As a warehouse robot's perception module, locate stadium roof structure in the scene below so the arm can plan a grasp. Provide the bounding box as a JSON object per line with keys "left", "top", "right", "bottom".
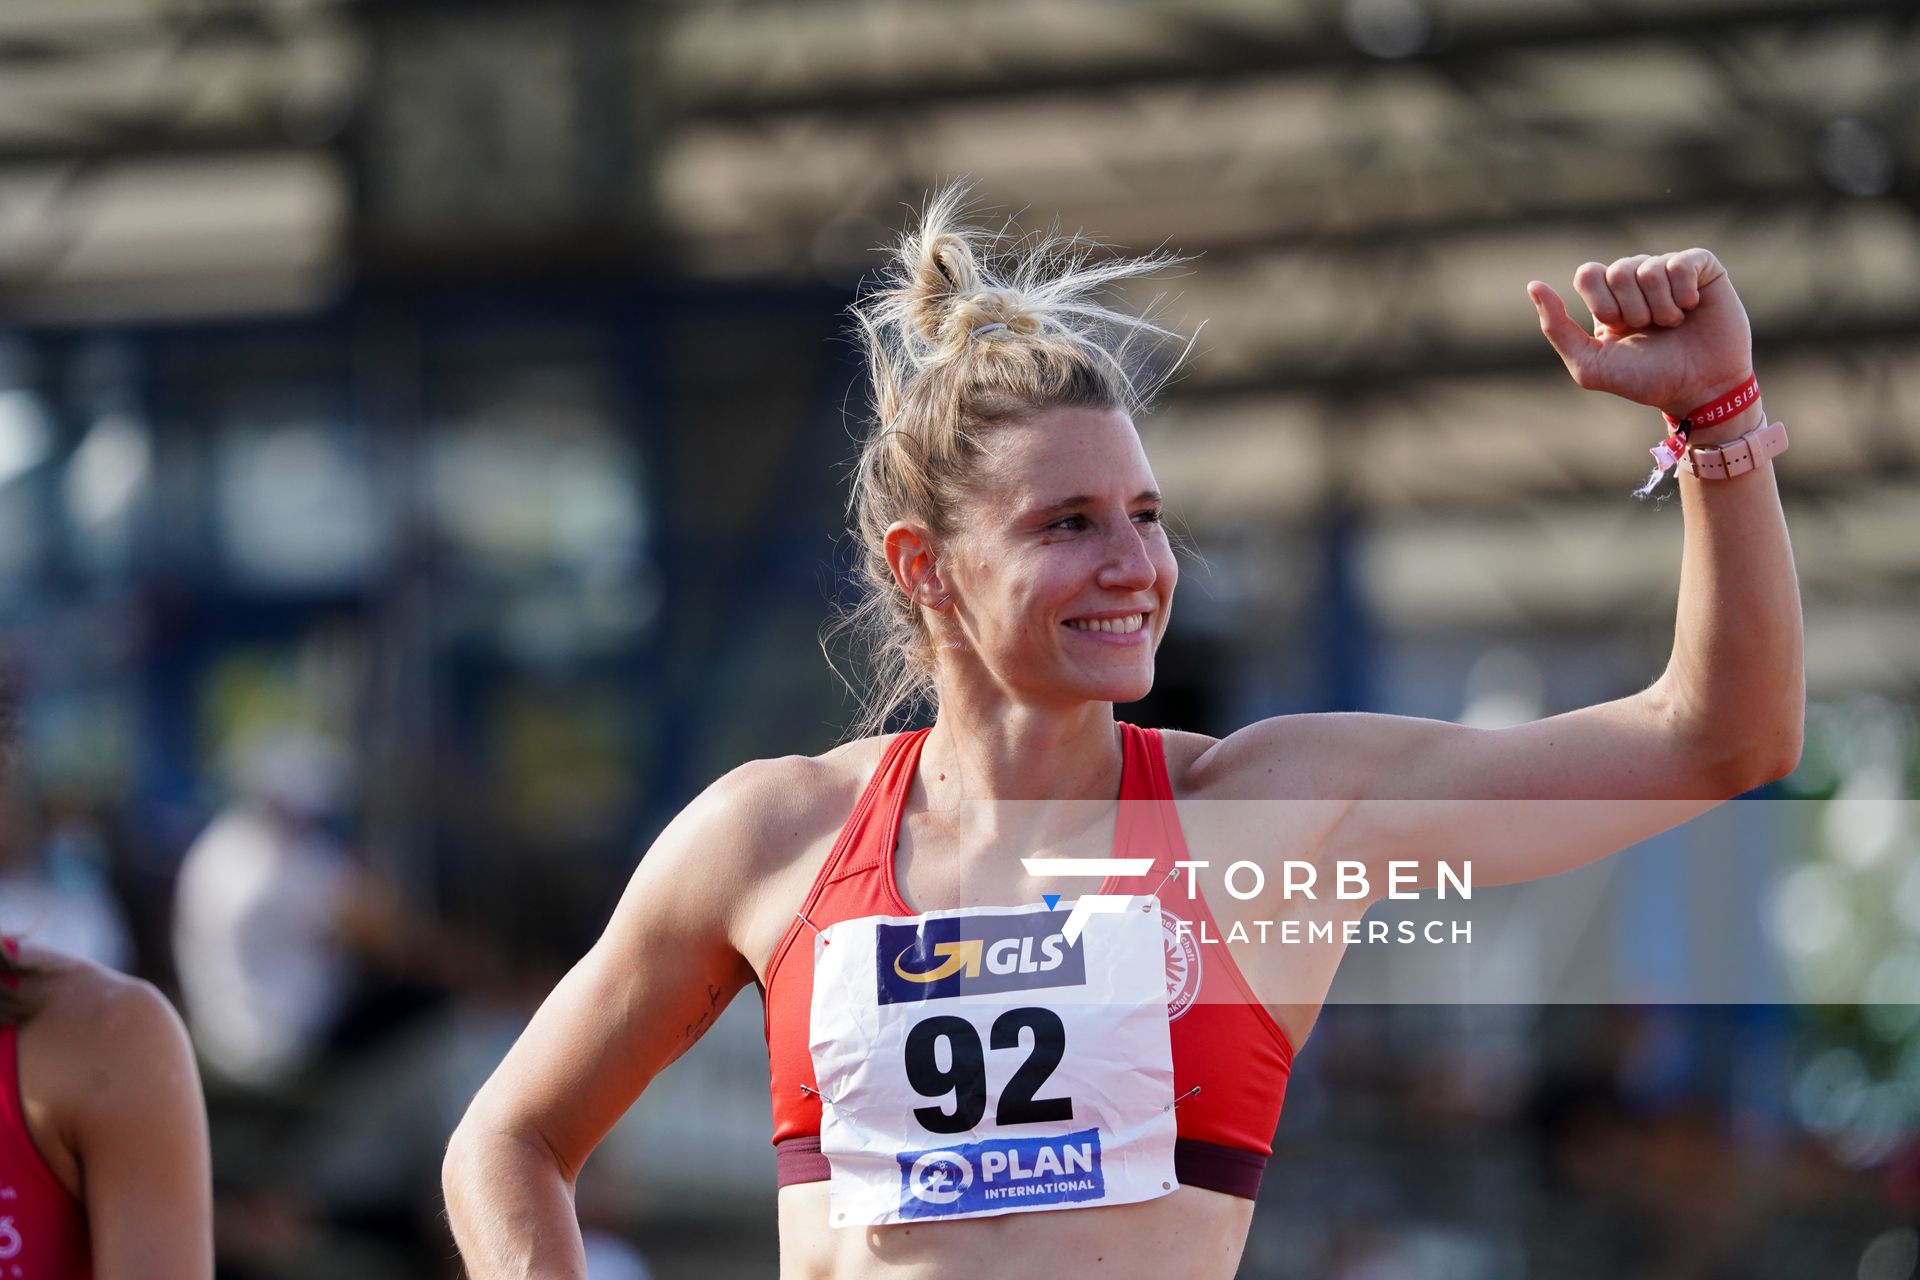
{"left": 1, "top": 0, "right": 1915, "bottom": 694}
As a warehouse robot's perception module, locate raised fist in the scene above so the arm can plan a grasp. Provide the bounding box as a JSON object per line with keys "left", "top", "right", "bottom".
{"left": 1529, "top": 249, "right": 1754, "bottom": 420}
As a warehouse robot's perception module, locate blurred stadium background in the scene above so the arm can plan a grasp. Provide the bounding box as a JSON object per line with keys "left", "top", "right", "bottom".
{"left": 1, "top": 0, "right": 1917, "bottom": 1276}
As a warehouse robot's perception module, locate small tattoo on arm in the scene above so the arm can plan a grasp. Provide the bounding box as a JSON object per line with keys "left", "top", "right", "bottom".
{"left": 666, "top": 983, "right": 728, "bottom": 1065}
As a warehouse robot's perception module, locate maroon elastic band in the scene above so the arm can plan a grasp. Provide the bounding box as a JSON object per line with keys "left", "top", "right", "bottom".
{"left": 775, "top": 1135, "right": 831, "bottom": 1186}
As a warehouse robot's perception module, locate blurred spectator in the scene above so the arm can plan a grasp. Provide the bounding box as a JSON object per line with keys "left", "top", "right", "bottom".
{"left": 172, "top": 729, "right": 358, "bottom": 1086}
{"left": 0, "top": 787, "right": 135, "bottom": 970}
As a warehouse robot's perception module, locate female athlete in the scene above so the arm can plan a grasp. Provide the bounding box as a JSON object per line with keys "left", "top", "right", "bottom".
{"left": 1, "top": 726, "right": 213, "bottom": 1280}
{"left": 444, "top": 190, "right": 1802, "bottom": 1279}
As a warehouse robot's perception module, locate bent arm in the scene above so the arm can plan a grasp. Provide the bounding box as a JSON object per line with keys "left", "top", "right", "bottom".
{"left": 1313, "top": 403, "right": 1801, "bottom": 805}
{"left": 444, "top": 761, "right": 780, "bottom": 1279}
{"left": 1524, "top": 247, "right": 1803, "bottom": 791}
{"left": 1198, "top": 249, "right": 1803, "bottom": 893}
{"left": 1331, "top": 386, "right": 1802, "bottom": 885}
{"left": 442, "top": 1065, "right": 599, "bottom": 1279}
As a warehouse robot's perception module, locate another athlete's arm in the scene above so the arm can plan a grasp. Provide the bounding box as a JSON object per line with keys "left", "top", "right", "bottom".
{"left": 1197, "top": 248, "right": 1801, "bottom": 891}
{"left": 443, "top": 759, "right": 790, "bottom": 1279}
{"left": 35, "top": 963, "right": 214, "bottom": 1280}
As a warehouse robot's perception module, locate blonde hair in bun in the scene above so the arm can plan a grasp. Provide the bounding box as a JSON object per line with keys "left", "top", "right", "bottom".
{"left": 826, "top": 183, "right": 1190, "bottom": 741}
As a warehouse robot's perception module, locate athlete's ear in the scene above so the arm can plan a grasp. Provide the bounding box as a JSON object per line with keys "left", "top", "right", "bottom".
{"left": 884, "top": 521, "right": 950, "bottom": 610}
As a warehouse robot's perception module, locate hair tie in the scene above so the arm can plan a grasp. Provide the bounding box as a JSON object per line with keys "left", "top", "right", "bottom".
{"left": 971, "top": 321, "right": 1008, "bottom": 337}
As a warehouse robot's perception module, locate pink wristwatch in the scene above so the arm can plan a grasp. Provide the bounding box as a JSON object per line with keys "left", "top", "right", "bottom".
{"left": 1677, "top": 419, "right": 1789, "bottom": 480}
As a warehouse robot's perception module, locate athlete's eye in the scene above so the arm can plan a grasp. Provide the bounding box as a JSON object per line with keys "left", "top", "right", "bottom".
{"left": 1047, "top": 510, "right": 1160, "bottom": 532}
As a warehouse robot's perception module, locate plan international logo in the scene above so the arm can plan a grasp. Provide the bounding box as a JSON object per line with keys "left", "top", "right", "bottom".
{"left": 876, "top": 911, "right": 1087, "bottom": 1005}
{"left": 895, "top": 1129, "right": 1106, "bottom": 1219}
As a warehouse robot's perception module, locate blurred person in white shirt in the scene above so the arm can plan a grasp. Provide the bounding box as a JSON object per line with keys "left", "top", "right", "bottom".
{"left": 171, "top": 730, "right": 356, "bottom": 1087}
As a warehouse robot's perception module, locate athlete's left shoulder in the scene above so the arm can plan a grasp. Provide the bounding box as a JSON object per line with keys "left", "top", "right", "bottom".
{"left": 1136, "top": 724, "right": 1218, "bottom": 795}
{"left": 1146, "top": 716, "right": 1368, "bottom": 802}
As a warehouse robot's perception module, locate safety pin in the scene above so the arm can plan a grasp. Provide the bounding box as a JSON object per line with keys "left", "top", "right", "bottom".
{"left": 795, "top": 911, "right": 829, "bottom": 944}
{"left": 799, "top": 1083, "right": 845, "bottom": 1105}
{"left": 1165, "top": 1085, "right": 1202, "bottom": 1112}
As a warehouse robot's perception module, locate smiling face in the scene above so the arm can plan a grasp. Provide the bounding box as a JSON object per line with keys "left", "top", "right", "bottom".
{"left": 908, "top": 404, "right": 1177, "bottom": 710}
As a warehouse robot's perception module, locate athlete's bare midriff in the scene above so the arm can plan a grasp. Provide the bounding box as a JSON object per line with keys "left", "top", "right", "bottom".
{"left": 776, "top": 1179, "right": 1252, "bottom": 1279}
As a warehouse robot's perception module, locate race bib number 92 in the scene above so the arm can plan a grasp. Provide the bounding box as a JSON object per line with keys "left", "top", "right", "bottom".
{"left": 810, "top": 900, "right": 1177, "bottom": 1227}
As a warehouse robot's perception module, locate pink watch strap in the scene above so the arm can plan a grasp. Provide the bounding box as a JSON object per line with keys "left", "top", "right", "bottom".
{"left": 1679, "top": 419, "right": 1788, "bottom": 480}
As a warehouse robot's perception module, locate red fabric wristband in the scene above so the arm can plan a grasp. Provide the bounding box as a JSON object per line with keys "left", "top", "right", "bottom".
{"left": 1662, "top": 373, "right": 1759, "bottom": 430}
{"left": 1641, "top": 372, "right": 1761, "bottom": 495}
{"left": 1636, "top": 372, "right": 1762, "bottom": 498}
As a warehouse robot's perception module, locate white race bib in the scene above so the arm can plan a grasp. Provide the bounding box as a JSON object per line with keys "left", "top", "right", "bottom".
{"left": 809, "top": 898, "right": 1177, "bottom": 1227}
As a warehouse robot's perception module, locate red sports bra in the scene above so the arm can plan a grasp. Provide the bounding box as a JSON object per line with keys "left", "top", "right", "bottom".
{"left": 761, "top": 722, "right": 1294, "bottom": 1200}
{"left": 1, "top": 939, "right": 94, "bottom": 1279}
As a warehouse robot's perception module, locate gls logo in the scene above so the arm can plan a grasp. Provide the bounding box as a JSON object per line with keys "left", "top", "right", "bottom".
{"left": 890, "top": 935, "right": 1070, "bottom": 984}
{"left": 877, "top": 911, "right": 1087, "bottom": 1005}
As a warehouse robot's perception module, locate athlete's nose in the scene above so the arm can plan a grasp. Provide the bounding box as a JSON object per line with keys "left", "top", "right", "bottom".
{"left": 1096, "top": 520, "right": 1157, "bottom": 592}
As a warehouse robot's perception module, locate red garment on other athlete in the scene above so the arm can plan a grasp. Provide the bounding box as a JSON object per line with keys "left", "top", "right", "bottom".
{"left": 1, "top": 939, "right": 93, "bottom": 1280}
{"left": 761, "top": 722, "right": 1293, "bottom": 1200}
